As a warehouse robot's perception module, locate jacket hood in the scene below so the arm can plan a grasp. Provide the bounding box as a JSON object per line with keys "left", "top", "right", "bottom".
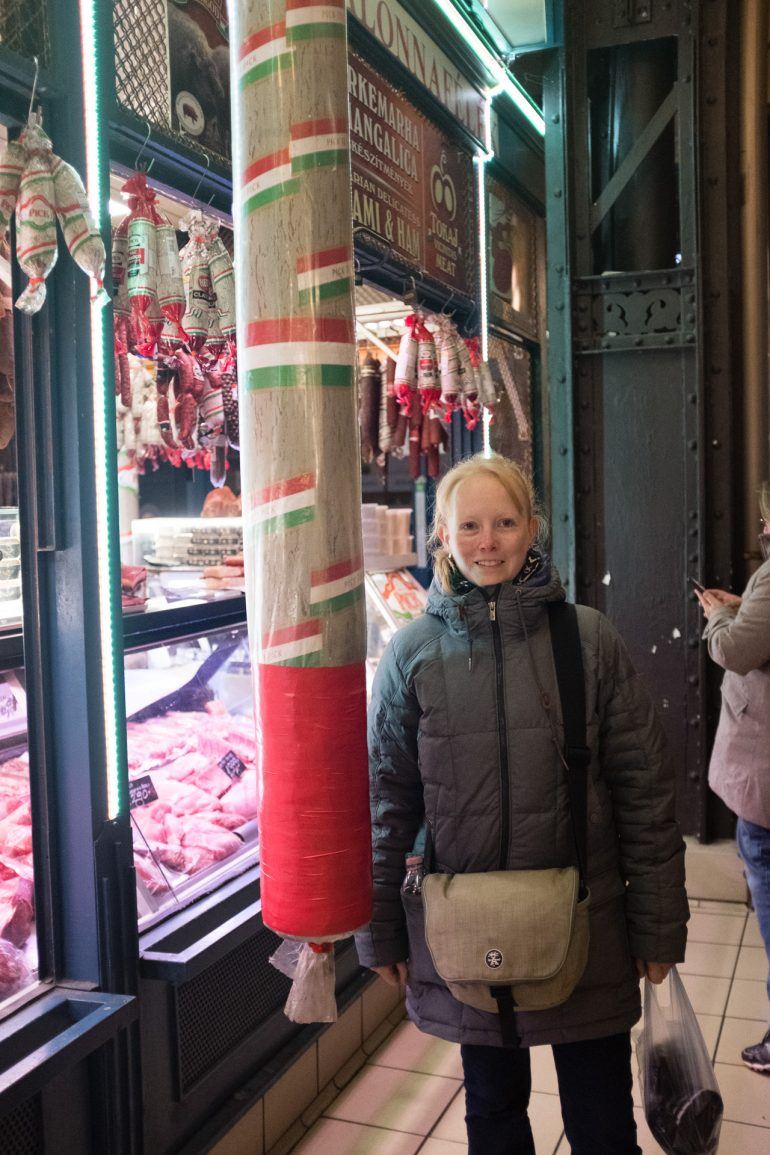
{"left": 426, "top": 551, "right": 567, "bottom": 640}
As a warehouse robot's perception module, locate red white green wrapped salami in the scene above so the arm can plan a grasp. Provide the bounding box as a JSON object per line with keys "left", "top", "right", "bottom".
{"left": 156, "top": 216, "right": 186, "bottom": 346}
{"left": 15, "top": 124, "right": 57, "bottom": 314}
{"left": 51, "top": 154, "right": 107, "bottom": 305}
{"left": 112, "top": 218, "right": 130, "bottom": 319}
{"left": 205, "top": 223, "right": 236, "bottom": 340}
{"left": 182, "top": 244, "right": 213, "bottom": 352}
{"left": 230, "top": 0, "right": 370, "bottom": 1022}
{"left": 0, "top": 140, "right": 25, "bottom": 236}
{"left": 394, "top": 312, "right": 418, "bottom": 416}
{"left": 416, "top": 317, "right": 439, "bottom": 413}
{"left": 123, "top": 174, "right": 160, "bottom": 341}
{"left": 436, "top": 315, "right": 460, "bottom": 413}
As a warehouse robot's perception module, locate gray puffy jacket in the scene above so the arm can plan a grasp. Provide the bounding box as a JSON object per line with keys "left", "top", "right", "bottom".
{"left": 355, "top": 565, "right": 688, "bottom": 1047}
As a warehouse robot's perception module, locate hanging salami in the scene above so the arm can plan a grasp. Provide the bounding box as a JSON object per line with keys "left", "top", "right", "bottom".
{"left": 51, "top": 153, "right": 108, "bottom": 305}
{"left": 0, "top": 140, "right": 26, "bottom": 237}
{"left": 123, "top": 174, "right": 160, "bottom": 343}
{"left": 156, "top": 215, "right": 186, "bottom": 349}
{"left": 358, "top": 351, "right": 381, "bottom": 463}
{"left": 14, "top": 123, "right": 57, "bottom": 314}
{"left": 415, "top": 317, "right": 439, "bottom": 414}
{"left": 393, "top": 312, "right": 419, "bottom": 416}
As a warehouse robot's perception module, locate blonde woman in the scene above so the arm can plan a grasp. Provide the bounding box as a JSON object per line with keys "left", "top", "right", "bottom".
{"left": 698, "top": 481, "right": 770, "bottom": 1072}
{"left": 355, "top": 452, "right": 688, "bottom": 1155}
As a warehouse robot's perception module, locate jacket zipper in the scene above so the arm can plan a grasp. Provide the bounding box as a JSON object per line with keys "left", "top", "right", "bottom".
{"left": 489, "top": 596, "right": 510, "bottom": 870}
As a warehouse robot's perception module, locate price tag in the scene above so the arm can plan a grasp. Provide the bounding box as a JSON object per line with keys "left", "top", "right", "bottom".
{"left": 129, "top": 775, "right": 159, "bottom": 810}
{"left": 218, "top": 750, "right": 246, "bottom": 781}
{"left": 0, "top": 683, "right": 19, "bottom": 721}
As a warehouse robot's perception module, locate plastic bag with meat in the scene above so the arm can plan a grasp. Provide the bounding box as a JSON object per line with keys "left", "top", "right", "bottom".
{"left": 637, "top": 969, "right": 723, "bottom": 1155}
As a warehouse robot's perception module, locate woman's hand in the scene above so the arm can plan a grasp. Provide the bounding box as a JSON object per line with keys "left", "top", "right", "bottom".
{"left": 371, "top": 962, "right": 408, "bottom": 990}
{"left": 696, "top": 588, "right": 741, "bottom": 619}
{"left": 635, "top": 960, "right": 673, "bottom": 984}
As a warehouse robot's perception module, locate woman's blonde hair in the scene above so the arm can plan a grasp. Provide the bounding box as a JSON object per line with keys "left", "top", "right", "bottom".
{"left": 428, "top": 452, "right": 548, "bottom": 592}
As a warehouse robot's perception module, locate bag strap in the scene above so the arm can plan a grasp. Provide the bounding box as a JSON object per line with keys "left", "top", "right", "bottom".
{"left": 547, "top": 601, "right": 589, "bottom": 888}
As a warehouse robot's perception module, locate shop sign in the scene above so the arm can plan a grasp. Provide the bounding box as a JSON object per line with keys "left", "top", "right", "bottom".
{"left": 347, "top": 0, "right": 487, "bottom": 146}
{"left": 349, "top": 53, "right": 475, "bottom": 295}
{"left": 167, "top": 0, "right": 231, "bottom": 159}
{"left": 488, "top": 175, "right": 538, "bottom": 336}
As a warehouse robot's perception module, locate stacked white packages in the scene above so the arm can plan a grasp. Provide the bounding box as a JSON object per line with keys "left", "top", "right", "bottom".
{"left": 361, "top": 504, "right": 415, "bottom": 567}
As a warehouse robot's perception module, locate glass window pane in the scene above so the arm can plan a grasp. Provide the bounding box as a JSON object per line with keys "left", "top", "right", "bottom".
{"left": 124, "top": 625, "right": 258, "bottom": 929}
{"left": 0, "top": 668, "right": 37, "bottom": 1005}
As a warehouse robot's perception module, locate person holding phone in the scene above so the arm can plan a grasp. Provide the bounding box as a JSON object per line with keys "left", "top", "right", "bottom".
{"left": 696, "top": 482, "right": 770, "bottom": 1072}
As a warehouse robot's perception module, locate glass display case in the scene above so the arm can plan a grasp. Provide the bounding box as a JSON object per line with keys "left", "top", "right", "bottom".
{"left": 0, "top": 668, "right": 36, "bottom": 1006}
{"left": 125, "top": 568, "right": 426, "bottom": 930}
{"left": 125, "top": 623, "right": 256, "bottom": 930}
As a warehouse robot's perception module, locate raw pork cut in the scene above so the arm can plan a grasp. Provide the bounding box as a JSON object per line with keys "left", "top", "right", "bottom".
{"left": 0, "top": 939, "right": 30, "bottom": 998}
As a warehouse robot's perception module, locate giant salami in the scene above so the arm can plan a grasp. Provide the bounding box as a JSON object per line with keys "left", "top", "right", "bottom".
{"left": 230, "top": 0, "right": 370, "bottom": 1022}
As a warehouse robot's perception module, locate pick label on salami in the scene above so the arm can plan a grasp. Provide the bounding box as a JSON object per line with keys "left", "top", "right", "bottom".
{"left": 129, "top": 775, "right": 159, "bottom": 809}
{"left": 218, "top": 750, "right": 246, "bottom": 781}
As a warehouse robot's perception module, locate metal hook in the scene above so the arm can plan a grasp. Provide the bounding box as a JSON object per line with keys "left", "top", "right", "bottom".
{"left": 191, "top": 151, "right": 212, "bottom": 203}
{"left": 27, "top": 56, "right": 40, "bottom": 124}
{"left": 441, "top": 289, "right": 456, "bottom": 317}
{"left": 133, "top": 121, "right": 156, "bottom": 174}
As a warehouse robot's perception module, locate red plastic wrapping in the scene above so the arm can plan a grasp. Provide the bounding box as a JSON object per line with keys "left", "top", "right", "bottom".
{"left": 258, "top": 662, "right": 371, "bottom": 938}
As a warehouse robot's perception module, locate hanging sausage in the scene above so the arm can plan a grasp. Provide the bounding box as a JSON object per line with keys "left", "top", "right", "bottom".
{"left": 14, "top": 123, "right": 57, "bottom": 314}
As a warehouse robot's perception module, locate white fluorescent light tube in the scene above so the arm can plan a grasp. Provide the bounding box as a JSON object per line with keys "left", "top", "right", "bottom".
{"left": 431, "top": 1, "right": 545, "bottom": 136}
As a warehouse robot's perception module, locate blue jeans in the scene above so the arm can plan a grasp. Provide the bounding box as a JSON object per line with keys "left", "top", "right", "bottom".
{"left": 461, "top": 1031, "right": 641, "bottom": 1155}
{"left": 736, "top": 817, "right": 770, "bottom": 1004}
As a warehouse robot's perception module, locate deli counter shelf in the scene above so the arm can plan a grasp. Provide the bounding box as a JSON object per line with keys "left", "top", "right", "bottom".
{"left": 122, "top": 591, "right": 246, "bottom": 647}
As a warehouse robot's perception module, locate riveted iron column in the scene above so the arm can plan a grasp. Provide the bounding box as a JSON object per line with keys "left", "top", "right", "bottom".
{"left": 559, "top": 0, "right": 742, "bottom": 837}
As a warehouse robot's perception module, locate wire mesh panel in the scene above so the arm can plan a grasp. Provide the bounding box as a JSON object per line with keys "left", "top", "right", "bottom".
{"left": 113, "top": 0, "right": 171, "bottom": 131}
{"left": 0, "top": 1095, "right": 43, "bottom": 1155}
{"left": 176, "top": 928, "right": 290, "bottom": 1095}
{"left": 0, "top": 0, "right": 50, "bottom": 65}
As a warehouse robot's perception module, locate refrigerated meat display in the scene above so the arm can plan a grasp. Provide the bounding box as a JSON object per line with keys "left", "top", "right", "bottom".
{"left": 125, "top": 624, "right": 257, "bottom": 928}
{"left": 125, "top": 570, "right": 426, "bottom": 929}
{"left": 0, "top": 668, "right": 36, "bottom": 1004}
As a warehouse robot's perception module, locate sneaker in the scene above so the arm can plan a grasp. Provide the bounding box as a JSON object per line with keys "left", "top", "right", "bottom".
{"left": 741, "top": 1029, "right": 770, "bottom": 1073}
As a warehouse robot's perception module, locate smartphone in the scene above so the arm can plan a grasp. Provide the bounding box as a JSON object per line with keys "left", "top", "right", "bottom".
{"left": 688, "top": 576, "right": 705, "bottom": 593}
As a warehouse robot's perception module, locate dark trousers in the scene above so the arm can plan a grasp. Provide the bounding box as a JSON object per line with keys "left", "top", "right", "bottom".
{"left": 461, "top": 1031, "right": 641, "bottom": 1155}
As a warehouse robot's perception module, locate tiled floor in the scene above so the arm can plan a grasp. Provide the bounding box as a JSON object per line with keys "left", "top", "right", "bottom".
{"left": 292, "top": 900, "right": 769, "bottom": 1153}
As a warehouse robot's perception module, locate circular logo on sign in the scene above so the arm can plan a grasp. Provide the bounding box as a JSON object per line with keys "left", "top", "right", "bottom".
{"left": 429, "top": 152, "right": 457, "bottom": 221}
{"left": 485, "top": 949, "right": 503, "bottom": 970}
{"left": 176, "top": 91, "right": 205, "bottom": 137}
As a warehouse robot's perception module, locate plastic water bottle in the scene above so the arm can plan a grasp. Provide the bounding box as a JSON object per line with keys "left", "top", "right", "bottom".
{"left": 401, "top": 854, "right": 425, "bottom": 896}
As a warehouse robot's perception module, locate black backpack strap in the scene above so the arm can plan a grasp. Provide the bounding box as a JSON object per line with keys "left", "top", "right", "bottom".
{"left": 547, "top": 602, "right": 589, "bottom": 889}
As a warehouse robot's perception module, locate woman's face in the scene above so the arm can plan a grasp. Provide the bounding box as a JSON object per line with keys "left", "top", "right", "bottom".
{"left": 439, "top": 474, "right": 537, "bottom": 587}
